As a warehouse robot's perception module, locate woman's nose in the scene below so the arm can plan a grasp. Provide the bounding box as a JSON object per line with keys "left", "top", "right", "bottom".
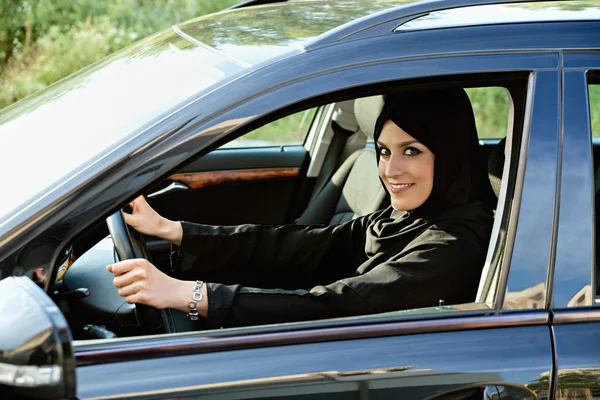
{"left": 386, "top": 154, "right": 406, "bottom": 177}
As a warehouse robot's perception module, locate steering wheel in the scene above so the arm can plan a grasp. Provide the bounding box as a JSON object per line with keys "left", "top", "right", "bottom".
{"left": 106, "top": 210, "right": 169, "bottom": 334}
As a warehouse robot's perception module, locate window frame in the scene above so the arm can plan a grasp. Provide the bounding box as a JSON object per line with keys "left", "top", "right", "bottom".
{"left": 63, "top": 53, "right": 558, "bottom": 354}
{"left": 551, "top": 54, "right": 600, "bottom": 315}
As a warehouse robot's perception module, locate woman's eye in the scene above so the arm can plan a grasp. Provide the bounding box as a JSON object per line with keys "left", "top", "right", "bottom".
{"left": 404, "top": 147, "right": 422, "bottom": 156}
{"left": 379, "top": 147, "right": 391, "bottom": 157}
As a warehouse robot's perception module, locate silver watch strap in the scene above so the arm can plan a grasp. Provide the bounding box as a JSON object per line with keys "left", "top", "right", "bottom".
{"left": 187, "top": 280, "right": 204, "bottom": 321}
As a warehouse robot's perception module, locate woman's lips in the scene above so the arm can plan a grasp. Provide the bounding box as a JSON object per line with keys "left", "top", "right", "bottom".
{"left": 389, "top": 183, "right": 414, "bottom": 193}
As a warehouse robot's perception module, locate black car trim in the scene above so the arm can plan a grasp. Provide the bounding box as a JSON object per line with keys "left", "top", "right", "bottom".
{"left": 550, "top": 67, "right": 596, "bottom": 308}
{"left": 545, "top": 52, "right": 565, "bottom": 310}
{"left": 75, "top": 311, "right": 548, "bottom": 366}
{"left": 226, "top": 0, "right": 286, "bottom": 10}
{"left": 552, "top": 308, "right": 600, "bottom": 324}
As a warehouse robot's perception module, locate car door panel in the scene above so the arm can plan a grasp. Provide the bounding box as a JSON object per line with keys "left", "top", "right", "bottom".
{"left": 550, "top": 54, "right": 600, "bottom": 400}
{"left": 71, "top": 53, "right": 558, "bottom": 398}
{"left": 75, "top": 321, "right": 552, "bottom": 399}
{"left": 150, "top": 145, "right": 309, "bottom": 226}
{"left": 180, "top": 146, "right": 308, "bottom": 173}
{"left": 146, "top": 146, "right": 310, "bottom": 264}
{"left": 552, "top": 321, "right": 600, "bottom": 399}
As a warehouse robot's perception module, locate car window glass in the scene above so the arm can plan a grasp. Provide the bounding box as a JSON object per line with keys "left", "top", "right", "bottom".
{"left": 465, "top": 87, "right": 509, "bottom": 139}
{"left": 220, "top": 108, "right": 317, "bottom": 149}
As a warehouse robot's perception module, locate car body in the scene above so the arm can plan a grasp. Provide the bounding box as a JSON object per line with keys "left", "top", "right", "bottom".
{"left": 1, "top": 0, "right": 599, "bottom": 398}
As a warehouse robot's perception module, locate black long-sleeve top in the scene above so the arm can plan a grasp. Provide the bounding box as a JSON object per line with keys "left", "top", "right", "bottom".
{"left": 171, "top": 203, "right": 492, "bottom": 329}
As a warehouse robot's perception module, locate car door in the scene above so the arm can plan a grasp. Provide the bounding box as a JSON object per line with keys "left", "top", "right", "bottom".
{"left": 71, "top": 50, "right": 559, "bottom": 399}
{"left": 550, "top": 53, "right": 600, "bottom": 399}
{"left": 143, "top": 109, "right": 320, "bottom": 266}
{"left": 147, "top": 108, "right": 318, "bottom": 228}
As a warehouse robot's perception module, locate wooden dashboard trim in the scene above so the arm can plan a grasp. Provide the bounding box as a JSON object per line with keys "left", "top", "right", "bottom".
{"left": 169, "top": 168, "right": 301, "bottom": 189}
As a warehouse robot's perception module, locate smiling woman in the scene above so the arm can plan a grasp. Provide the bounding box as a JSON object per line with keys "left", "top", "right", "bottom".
{"left": 376, "top": 121, "right": 435, "bottom": 211}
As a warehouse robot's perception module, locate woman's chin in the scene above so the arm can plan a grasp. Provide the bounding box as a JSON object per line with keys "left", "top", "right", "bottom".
{"left": 391, "top": 198, "right": 423, "bottom": 212}
{"left": 391, "top": 201, "right": 411, "bottom": 212}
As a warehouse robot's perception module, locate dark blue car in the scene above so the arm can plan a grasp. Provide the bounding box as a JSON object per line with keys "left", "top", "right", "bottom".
{"left": 1, "top": 0, "right": 599, "bottom": 398}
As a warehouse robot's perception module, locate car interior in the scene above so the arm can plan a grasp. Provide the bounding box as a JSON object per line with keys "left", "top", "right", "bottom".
{"left": 49, "top": 74, "right": 535, "bottom": 340}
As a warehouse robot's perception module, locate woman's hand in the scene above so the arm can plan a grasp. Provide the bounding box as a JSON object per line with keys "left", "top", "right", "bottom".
{"left": 107, "top": 259, "right": 207, "bottom": 316}
{"left": 124, "top": 196, "right": 183, "bottom": 246}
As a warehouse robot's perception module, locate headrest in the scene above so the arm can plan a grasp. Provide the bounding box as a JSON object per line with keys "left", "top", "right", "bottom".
{"left": 332, "top": 100, "right": 359, "bottom": 133}
{"left": 354, "top": 95, "right": 384, "bottom": 140}
{"left": 488, "top": 137, "right": 506, "bottom": 199}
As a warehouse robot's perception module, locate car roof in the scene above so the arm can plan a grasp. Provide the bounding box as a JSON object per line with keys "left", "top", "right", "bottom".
{"left": 175, "top": 0, "right": 417, "bottom": 66}
{"left": 177, "top": 0, "right": 599, "bottom": 61}
{"left": 396, "top": 2, "right": 600, "bottom": 32}
{"left": 306, "top": 0, "right": 600, "bottom": 49}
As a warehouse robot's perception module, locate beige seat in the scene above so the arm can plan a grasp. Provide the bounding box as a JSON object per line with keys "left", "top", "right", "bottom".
{"left": 297, "top": 96, "right": 389, "bottom": 225}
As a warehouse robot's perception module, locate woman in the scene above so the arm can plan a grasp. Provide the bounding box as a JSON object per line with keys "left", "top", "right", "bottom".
{"left": 108, "top": 88, "right": 494, "bottom": 329}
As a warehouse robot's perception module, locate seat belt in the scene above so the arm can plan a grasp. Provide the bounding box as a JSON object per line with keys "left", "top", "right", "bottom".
{"left": 309, "top": 120, "right": 355, "bottom": 201}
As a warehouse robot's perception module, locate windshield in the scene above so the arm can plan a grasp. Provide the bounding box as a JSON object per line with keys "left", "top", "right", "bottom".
{"left": 0, "top": 29, "right": 244, "bottom": 222}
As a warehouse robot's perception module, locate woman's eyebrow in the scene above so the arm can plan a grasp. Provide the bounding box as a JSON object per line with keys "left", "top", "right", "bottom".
{"left": 377, "top": 140, "right": 419, "bottom": 147}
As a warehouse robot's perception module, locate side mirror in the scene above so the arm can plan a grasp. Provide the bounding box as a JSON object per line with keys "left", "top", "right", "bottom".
{"left": 0, "top": 276, "right": 76, "bottom": 399}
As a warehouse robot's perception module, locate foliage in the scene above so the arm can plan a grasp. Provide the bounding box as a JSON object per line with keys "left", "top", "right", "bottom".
{"left": 590, "top": 85, "right": 600, "bottom": 136}
{"left": 0, "top": 0, "right": 236, "bottom": 108}
{"left": 466, "top": 87, "right": 509, "bottom": 139}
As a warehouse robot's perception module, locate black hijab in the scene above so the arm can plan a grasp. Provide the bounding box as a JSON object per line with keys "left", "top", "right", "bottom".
{"left": 373, "top": 88, "right": 493, "bottom": 218}
{"left": 363, "top": 88, "right": 494, "bottom": 255}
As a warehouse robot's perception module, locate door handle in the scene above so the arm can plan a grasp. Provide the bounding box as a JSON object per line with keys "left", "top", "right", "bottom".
{"left": 147, "top": 182, "right": 189, "bottom": 198}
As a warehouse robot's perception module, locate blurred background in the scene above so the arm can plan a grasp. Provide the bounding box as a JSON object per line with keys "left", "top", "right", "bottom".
{"left": 0, "top": 0, "right": 236, "bottom": 110}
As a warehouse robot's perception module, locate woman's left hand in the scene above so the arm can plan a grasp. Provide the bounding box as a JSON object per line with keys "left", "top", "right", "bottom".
{"left": 107, "top": 259, "right": 202, "bottom": 313}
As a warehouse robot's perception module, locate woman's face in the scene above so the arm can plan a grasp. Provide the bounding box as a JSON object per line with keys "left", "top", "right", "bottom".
{"left": 377, "top": 120, "right": 435, "bottom": 211}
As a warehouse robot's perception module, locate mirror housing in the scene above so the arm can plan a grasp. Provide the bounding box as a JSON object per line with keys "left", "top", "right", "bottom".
{"left": 0, "top": 276, "right": 76, "bottom": 399}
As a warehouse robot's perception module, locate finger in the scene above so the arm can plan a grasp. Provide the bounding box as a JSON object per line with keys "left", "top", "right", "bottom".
{"left": 122, "top": 211, "right": 136, "bottom": 226}
{"left": 125, "top": 294, "right": 139, "bottom": 304}
{"left": 118, "top": 281, "right": 143, "bottom": 297}
{"left": 113, "top": 266, "right": 148, "bottom": 288}
{"left": 109, "top": 259, "right": 144, "bottom": 277}
{"left": 129, "top": 196, "right": 147, "bottom": 212}
{"left": 129, "top": 195, "right": 143, "bottom": 207}
{"left": 125, "top": 292, "right": 148, "bottom": 306}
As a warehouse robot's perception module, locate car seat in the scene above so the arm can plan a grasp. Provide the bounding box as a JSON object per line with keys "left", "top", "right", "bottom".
{"left": 296, "top": 97, "right": 389, "bottom": 225}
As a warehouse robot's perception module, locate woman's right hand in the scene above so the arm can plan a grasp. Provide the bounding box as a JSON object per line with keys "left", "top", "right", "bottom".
{"left": 124, "top": 196, "right": 183, "bottom": 246}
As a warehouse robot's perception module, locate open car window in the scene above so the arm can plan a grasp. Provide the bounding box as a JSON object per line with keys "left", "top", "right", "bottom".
{"left": 56, "top": 72, "right": 537, "bottom": 343}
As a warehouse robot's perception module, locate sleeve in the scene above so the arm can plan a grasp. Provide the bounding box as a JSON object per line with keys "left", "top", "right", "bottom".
{"left": 171, "top": 212, "right": 379, "bottom": 283}
{"left": 202, "top": 223, "right": 488, "bottom": 329}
